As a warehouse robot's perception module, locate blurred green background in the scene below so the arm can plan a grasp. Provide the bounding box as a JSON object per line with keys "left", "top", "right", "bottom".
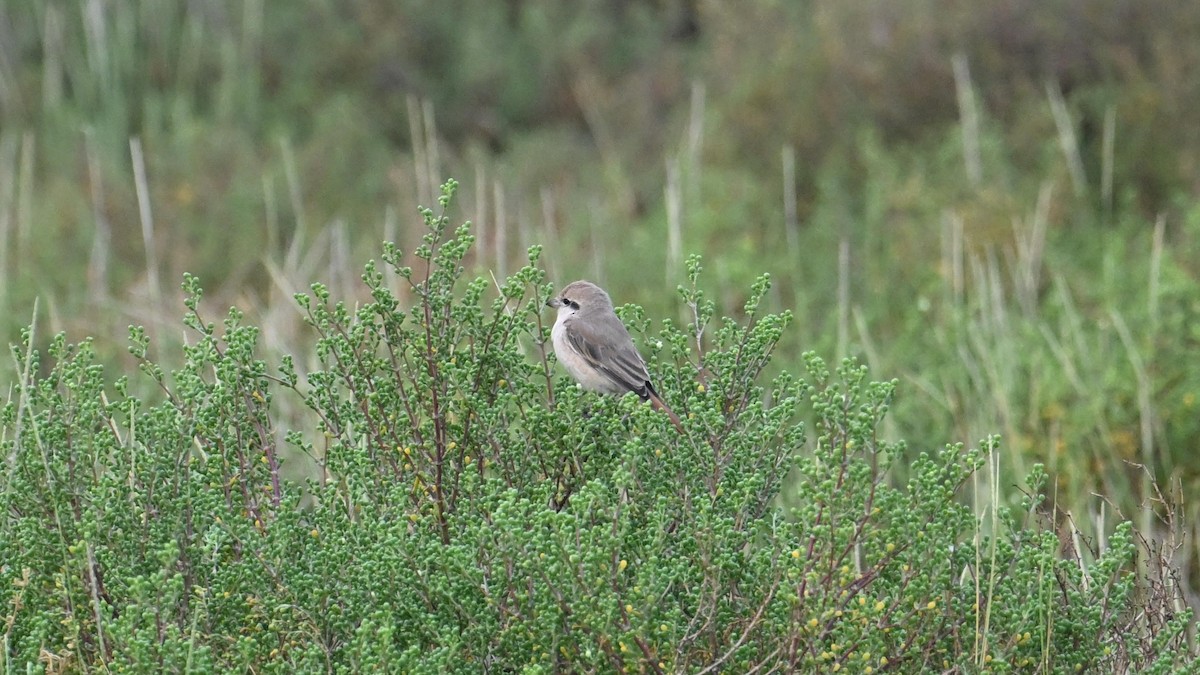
{"left": 2, "top": 0, "right": 1199, "bottom": 574}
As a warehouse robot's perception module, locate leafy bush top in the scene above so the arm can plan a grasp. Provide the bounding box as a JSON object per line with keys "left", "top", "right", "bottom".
{"left": 1, "top": 181, "right": 1193, "bottom": 673}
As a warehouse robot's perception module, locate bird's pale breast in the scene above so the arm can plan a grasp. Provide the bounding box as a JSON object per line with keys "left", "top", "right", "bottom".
{"left": 551, "top": 316, "right": 626, "bottom": 394}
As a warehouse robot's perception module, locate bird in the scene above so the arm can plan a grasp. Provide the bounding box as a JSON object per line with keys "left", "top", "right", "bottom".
{"left": 546, "top": 280, "right": 684, "bottom": 433}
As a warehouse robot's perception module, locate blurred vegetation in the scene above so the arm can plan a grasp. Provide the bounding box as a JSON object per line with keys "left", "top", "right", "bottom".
{"left": 2, "top": 0, "right": 1200, "bottom": 599}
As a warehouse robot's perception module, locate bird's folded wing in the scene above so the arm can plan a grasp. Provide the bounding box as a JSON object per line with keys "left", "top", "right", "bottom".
{"left": 564, "top": 323, "right": 653, "bottom": 398}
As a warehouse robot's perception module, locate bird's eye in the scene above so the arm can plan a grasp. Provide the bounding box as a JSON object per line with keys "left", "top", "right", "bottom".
{"left": 564, "top": 297, "right": 579, "bottom": 310}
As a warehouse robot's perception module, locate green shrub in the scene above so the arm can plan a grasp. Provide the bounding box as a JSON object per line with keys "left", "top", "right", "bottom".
{"left": 2, "top": 181, "right": 1194, "bottom": 672}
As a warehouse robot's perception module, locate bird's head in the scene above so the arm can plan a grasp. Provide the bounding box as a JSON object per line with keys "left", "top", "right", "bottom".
{"left": 546, "top": 280, "right": 612, "bottom": 316}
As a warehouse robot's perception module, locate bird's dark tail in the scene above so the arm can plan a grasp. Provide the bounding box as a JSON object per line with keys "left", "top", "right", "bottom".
{"left": 647, "top": 392, "right": 685, "bottom": 434}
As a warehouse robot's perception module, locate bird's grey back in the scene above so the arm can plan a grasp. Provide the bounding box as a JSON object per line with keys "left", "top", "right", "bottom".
{"left": 561, "top": 308, "right": 655, "bottom": 399}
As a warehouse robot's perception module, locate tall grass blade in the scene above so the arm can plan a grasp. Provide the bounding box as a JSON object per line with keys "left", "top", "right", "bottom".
{"left": 782, "top": 145, "right": 799, "bottom": 259}
{"left": 130, "top": 137, "right": 162, "bottom": 315}
{"left": 493, "top": 179, "right": 507, "bottom": 279}
{"left": 952, "top": 53, "right": 982, "bottom": 187}
{"left": 665, "top": 159, "right": 682, "bottom": 284}
{"left": 407, "top": 94, "right": 430, "bottom": 207}
{"left": 1102, "top": 105, "right": 1116, "bottom": 221}
{"left": 1046, "top": 80, "right": 1087, "bottom": 197}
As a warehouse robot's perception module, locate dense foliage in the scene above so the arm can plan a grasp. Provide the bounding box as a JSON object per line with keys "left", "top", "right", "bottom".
{"left": 2, "top": 184, "right": 1194, "bottom": 671}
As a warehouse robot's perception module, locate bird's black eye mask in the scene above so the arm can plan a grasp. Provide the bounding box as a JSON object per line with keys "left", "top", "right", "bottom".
{"left": 564, "top": 297, "right": 579, "bottom": 310}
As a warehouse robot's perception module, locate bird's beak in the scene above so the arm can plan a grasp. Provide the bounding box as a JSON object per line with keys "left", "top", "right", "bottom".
{"left": 546, "top": 297, "right": 561, "bottom": 308}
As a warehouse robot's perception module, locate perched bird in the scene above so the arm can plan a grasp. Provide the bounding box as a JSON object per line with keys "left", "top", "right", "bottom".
{"left": 546, "top": 280, "right": 683, "bottom": 432}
